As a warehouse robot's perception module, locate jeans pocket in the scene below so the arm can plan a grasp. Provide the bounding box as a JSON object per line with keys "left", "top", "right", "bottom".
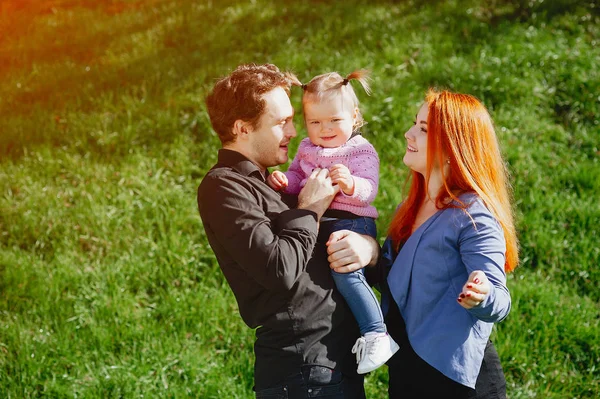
{"left": 255, "top": 385, "right": 288, "bottom": 399}
{"left": 307, "top": 380, "right": 344, "bottom": 398}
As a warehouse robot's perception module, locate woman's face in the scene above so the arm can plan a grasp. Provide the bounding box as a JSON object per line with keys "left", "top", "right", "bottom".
{"left": 403, "top": 103, "right": 429, "bottom": 175}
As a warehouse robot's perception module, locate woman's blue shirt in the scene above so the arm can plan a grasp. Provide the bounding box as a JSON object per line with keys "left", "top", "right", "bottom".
{"left": 381, "top": 194, "right": 511, "bottom": 388}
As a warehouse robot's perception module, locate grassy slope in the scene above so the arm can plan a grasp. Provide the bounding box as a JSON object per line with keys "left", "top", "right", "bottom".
{"left": 0, "top": 0, "right": 599, "bottom": 397}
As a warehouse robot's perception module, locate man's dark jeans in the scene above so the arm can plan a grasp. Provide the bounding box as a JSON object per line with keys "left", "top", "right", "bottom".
{"left": 254, "top": 365, "right": 365, "bottom": 399}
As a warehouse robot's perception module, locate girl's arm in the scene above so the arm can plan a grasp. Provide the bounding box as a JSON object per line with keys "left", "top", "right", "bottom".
{"left": 283, "top": 140, "right": 310, "bottom": 195}
{"left": 335, "top": 143, "right": 379, "bottom": 206}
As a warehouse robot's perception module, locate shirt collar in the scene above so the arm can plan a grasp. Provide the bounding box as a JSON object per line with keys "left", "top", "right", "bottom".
{"left": 217, "top": 148, "right": 267, "bottom": 181}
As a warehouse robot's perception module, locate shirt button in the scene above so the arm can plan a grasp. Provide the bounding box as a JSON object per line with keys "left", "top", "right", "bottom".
{"left": 308, "top": 388, "right": 313, "bottom": 393}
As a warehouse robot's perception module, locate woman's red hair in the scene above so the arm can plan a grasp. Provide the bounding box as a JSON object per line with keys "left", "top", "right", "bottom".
{"left": 388, "top": 89, "right": 519, "bottom": 272}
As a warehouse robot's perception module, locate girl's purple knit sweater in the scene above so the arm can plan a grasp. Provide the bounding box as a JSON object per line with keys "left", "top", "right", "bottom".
{"left": 283, "top": 135, "right": 379, "bottom": 218}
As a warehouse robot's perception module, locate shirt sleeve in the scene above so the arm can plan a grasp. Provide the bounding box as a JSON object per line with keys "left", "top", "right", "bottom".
{"left": 368, "top": 237, "right": 395, "bottom": 287}
{"left": 458, "top": 206, "right": 511, "bottom": 323}
{"left": 337, "top": 144, "right": 379, "bottom": 206}
{"left": 199, "top": 173, "right": 318, "bottom": 292}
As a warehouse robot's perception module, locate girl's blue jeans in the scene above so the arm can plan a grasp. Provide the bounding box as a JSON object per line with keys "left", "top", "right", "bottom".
{"left": 318, "top": 216, "right": 386, "bottom": 335}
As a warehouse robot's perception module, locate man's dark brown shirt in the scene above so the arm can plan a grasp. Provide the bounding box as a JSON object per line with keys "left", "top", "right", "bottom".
{"left": 197, "top": 149, "right": 359, "bottom": 388}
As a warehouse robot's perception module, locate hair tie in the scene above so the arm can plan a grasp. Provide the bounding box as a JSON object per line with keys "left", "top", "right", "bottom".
{"left": 301, "top": 84, "right": 307, "bottom": 90}
{"left": 342, "top": 78, "right": 349, "bottom": 86}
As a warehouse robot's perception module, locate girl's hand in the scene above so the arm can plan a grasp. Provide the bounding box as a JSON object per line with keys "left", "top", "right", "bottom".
{"left": 267, "top": 170, "right": 288, "bottom": 191}
{"left": 329, "top": 164, "right": 354, "bottom": 195}
{"left": 457, "top": 271, "right": 490, "bottom": 309}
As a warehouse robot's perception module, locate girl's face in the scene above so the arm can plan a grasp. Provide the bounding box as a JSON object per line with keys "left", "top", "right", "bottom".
{"left": 403, "top": 103, "right": 429, "bottom": 175}
{"left": 303, "top": 96, "right": 357, "bottom": 148}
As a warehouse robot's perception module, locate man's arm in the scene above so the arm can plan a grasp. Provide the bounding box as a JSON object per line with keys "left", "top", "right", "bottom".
{"left": 199, "top": 169, "right": 338, "bottom": 292}
{"left": 297, "top": 168, "right": 340, "bottom": 219}
{"left": 199, "top": 174, "right": 319, "bottom": 292}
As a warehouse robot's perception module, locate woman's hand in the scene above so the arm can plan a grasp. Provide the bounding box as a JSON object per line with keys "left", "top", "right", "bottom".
{"left": 457, "top": 271, "right": 490, "bottom": 309}
{"left": 326, "top": 230, "right": 379, "bottom": 273}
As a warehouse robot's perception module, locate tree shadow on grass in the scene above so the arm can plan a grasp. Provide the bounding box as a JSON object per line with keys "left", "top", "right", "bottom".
{"left": 1, "top": 0, "right": 598, "bottom": 162}
{"left": 0, "top": 0, "right": 411, "bottom": 161}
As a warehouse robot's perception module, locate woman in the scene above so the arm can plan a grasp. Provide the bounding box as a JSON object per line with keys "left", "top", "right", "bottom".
{"left": 379, "top": 89, "right": 518, "bottom": 398}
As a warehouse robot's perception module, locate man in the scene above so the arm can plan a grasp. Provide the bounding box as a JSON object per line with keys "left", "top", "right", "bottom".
{"left": 198, "top": 64, "right": 379, "bottom": 398}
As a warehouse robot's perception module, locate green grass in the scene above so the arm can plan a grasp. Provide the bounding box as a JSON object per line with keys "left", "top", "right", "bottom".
{"left": 1, "top": 0, "right": 599, "bottom": 397}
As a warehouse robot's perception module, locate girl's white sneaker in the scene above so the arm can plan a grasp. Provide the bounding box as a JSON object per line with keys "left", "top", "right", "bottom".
{"left": 351, "top": 332, "right": 400, "bottom": 374}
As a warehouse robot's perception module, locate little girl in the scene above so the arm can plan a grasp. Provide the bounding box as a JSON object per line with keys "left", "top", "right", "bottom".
{"left": 267, "top": 70, "right": 399, "bottom": 374}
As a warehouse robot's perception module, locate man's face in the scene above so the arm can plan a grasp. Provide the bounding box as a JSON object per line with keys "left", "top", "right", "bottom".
{"left": 248, "top": 87, "right": 297, "bottom": 172}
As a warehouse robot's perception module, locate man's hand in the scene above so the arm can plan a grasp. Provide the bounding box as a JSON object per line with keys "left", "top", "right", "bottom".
{"left": 267, "top": 170, "right": 288, "bottom": 191}
{"left": 329, "top": 164, "right": 354, "bottom": 196}
{"left": 457, "top": 271, "right": 490, "bottom": 309}
{"left": 326, "top": 230, "right": 380, "bottom": 273}
{"left": 297, "top": 168, "right": 339, "bottom": 219}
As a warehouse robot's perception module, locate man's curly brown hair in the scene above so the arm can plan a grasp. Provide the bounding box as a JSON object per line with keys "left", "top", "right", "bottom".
{"left": 206, "top": 64, "right": 301, "bottom": 144}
